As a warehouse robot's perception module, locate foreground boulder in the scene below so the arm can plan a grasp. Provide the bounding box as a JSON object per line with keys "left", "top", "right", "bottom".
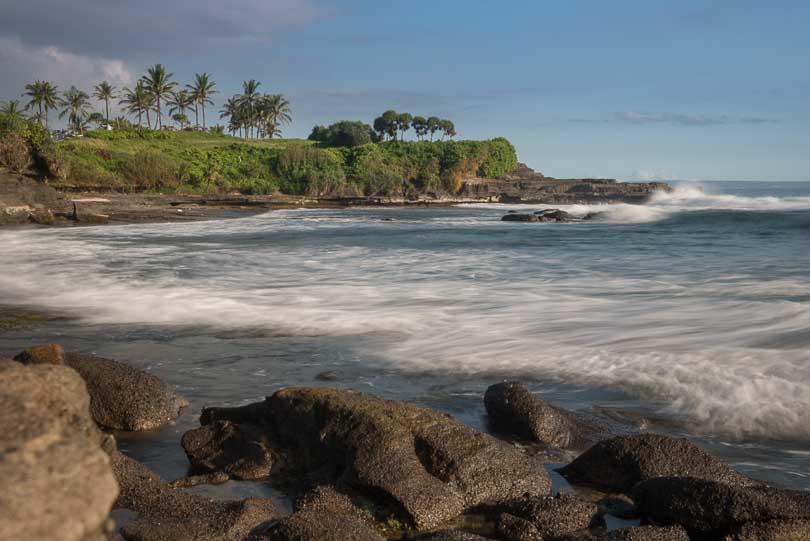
{"left": 14, "top": 345, "right": 187, "bottom": 431}
{"left": 496, "top": 493, "right": 601, "bottom": 538}
{"left": 723, "top": 519, "right": 810, "bottom": 540}
{"left": 191, "top": 387, "right": 551, "bottom": 530}
{"left": 632, "top": 477, "right": 810, "bottom": 531}
{"left": 568, "top": 525, "right": 690, "bottom": 541}
{"left": 0, "top": 359, "right": 118, "bottom": 541}
{"left": 181, "top": 420, "right": 274, "bottom": 480}
{"left": 255, "top": 486, "right": 384, "bottom": 541}
{"left": 111, "top": 450, "right": 277, "bottom": 540}
{"left": 558, "top": 434, "right": 753, "bottom": 493}
{"left": 484, "top": 382, "right": 619, "bottom": 449}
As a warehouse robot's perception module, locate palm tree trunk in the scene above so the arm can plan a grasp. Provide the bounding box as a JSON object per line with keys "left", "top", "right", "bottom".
{"left": 194, "top": 103, "right": 199, "bottom": 128}
{"left": 202, "top": 105, "right": 206, "bottom": 129}
{"left": 156, "top": 98, "right": 161, "bottom": 129}
{"left": 146, "top": 109, "right": 151, "bottom": 129}
{"left": 105, "top": 99, "right": 110, "bottom": 123}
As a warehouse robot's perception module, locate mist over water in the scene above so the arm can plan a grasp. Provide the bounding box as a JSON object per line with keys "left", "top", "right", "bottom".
{"left": 1, "top": 181, "right": 809, "bottom": 486}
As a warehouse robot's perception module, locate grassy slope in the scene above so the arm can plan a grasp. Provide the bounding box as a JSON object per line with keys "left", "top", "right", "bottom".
{"left": 53, "top": 130, "right": 518, "bottom": 197}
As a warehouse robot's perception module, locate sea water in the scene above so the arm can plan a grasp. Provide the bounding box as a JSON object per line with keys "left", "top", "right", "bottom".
{"left": 1, "top": 181, "right": 808, "bottom": 492}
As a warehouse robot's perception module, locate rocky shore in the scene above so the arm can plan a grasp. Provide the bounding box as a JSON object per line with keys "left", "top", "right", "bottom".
{"left": 0, "top": 166, "right": 670, "bottom": 228}
{"left": 2, "top": 345, "right": 808, "bottom": 540}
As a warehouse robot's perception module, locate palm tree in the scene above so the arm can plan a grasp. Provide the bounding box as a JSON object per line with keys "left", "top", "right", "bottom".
{"left": 119, "top": 82, "right": 151, "bottom": 127}
{"left": 238, "top": 79, "right": 262, "bottom": 138}
{"left": 59, "top": 86, "right": 93, "bottom": 135}
{"left": 23, "top": 80, "right": 60, "bottom": 129}
{"left": 187, "top": 72, "right": 217, "bottom": 129}
{"left": 0, "top": 100, "right": 25, "bottom": 119}
{"left": 93, "top": 81, "right": 117, "bottom": 125}
{"left": 258, "top": 94, "right": 292, "bottom": 139}
{"left": 167, "top": 90, "right": 193, "bottom": 129}
{"left": 219, "top": 96, "right": 243, "bottom": 137}
{"left": 140, "top": 64, "right": 176, "bottom": 129}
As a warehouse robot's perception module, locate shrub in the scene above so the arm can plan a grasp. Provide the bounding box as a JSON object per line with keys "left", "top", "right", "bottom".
{"left": 118, "top": 151, "right": 180, "bottom": 191}
{"left": 479, "top": 137, "right": 518, "bottom": 178}
{"left": 38, "top": 143, "right": 70, "bottom": 180}
{"left": 311, "top": 121, "right": 376, "bottom": 147}
{"left": 274, "top": 145, "right": 346, "bottom": 196}
{"left": 0, "top": 132, "right": 32, "bottom": 172}
{"left": 64, "top": 161, "right": 124, "bottom": 191}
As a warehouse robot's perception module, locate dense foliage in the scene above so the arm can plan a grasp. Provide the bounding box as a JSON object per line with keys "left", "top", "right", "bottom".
{"left": 308, "top": 121, "right": 377, "bottom": 147}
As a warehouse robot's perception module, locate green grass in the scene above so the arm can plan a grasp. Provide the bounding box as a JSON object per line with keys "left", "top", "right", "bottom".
{"left": 51, "top": 130, "right": 517, "bottom": 197}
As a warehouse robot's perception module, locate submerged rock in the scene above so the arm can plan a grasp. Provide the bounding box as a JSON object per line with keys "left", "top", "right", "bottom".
{"left": 13, "top": 343, "right": 66, "bottom": 365}
{"left": 188, "top": 387, "right": 551, "bottom": 530}
{"left": 256, "top": 486, "right": 384, "bottom": 541}
{"left": 502, "top": 213, "right": 539, "bottom": 222}
{"left": 534, "top": 208, "right": 575, "bottom": 222}
{"left": 0, "top": 359, "right": 118, "bottom": 541}
{"left": 632, "top": 477, "right": 810, "bottom": 531}
{"left": 484, "top": 381, "right": 616, "bottom": 449}
{"left": 181, "top": 420, "right": 274, "bottom": 480}
{"left": 65, "top": 352, "right": 187, "bottom": 431}
{"left": 558, "top": 434, "right": 753, "bottom": 493}
{"left": 111, "top": 450, "right": 277, "bottom": 541}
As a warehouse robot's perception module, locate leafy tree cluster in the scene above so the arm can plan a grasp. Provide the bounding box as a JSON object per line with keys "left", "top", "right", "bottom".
{"left": 372, "top": 110, "right": 456, "bottom": 142}
{"left": 218, "top": 80, "right": 291, "bottom": 139}
{"left": 307, "top": 121, "right": 378, "bottom": 147}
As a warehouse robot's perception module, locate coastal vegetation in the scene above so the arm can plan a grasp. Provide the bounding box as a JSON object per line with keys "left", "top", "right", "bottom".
{"left": 0, "top": 67, "right": 517, "bottom": 198}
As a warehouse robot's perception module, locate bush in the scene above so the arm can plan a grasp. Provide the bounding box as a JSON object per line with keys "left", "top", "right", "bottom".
{"left": 479, "top": 137, "right": 518, "bottom": 178}
{"left": 310, "top": 121, "right": 375, "bottom": 147}
{"left": 0, "top": 132, "right": 32, "bottom": 172}
{"left": 118, "top": 151, "right": 180, "bottom": 191}
{"left": 274, "top": 145, "right": 346, "bottom": 196}
{"left": 64, "top": 161, "right": 124, "bottom": 191}
{"left": 38, "top": 143, "right": 70, "bottom": 180}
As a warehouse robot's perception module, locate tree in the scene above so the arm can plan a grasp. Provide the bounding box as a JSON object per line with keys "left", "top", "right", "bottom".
{"left": 24, "top": 80, "right": 60, "bottom": 129}
{"left": 119, "top": 83, "right": 151, "bottom": 127}
{"left": 88, "top": 111, "right": 106, "bottom": 128}
{"left": 258, "top": 94, "right": 291, "bottom": 139}
{"left": 426, "top": 116, "right": 441, "bottom": 142}
{"left": 440, "top": 119, "right": 456, "bottom": 140}
{"left": 167, "top": 90, "right": 193, "bottom": 129}
{"left": 93, "top": 81, "right": 116, "bottom": 125}
{"left": 308, "top": 125, "right": 329, "bottom": 142}
{"left": 396, "top": 112, "right": 412, "bottom": 141}
{"left": 59, "top": 86, "right": 93, "bottom": 135}
{"left": 373, "top": 110, "right": 399, "bottom": 141}
{"left": 187, "top": 72, "right": 217, "bottom": 129}
{"left": 311, "top": 121, "right": 374, "bottom": 147}
{"left": 220, "top": 96, "right": 244, "bottom": 137}
{"left": 140, "top": 64, "right": 176, "bottom": 129}
{"left": 238, "top": 79, "right": 262, "bottom": 138}
{"left": 0, "top": 100, "right": 25, "bottom": 119}
{"left": 411, "top": 116, "right": 427, "bottom": 140}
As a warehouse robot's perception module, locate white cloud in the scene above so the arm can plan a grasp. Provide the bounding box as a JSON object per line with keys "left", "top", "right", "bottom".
{"left": 0, "top": 36, "right": 133, "bottom": 100}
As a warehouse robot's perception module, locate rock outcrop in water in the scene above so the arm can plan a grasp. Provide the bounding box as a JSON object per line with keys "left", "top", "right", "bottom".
{"left": 484, "top": 382, "right": 626, "bottom": 449}
{"left": 184, "top": 387, "right": 551, "bottom": 530}
{"left": 14, "top": 344, "right": 188, "bottom": 431}
{"left": 558, "top": 433, "right": 754, "bottom": 493}
{"left": 0, "top": 359, "right": 118, "bottom": 541}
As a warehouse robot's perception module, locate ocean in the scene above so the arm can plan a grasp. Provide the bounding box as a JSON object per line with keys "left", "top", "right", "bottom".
{"left": 1, "top": 180, "right": 808, "bottom": 496}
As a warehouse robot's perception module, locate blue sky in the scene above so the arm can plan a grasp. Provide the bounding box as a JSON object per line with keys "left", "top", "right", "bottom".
{"left": 1, "top": 0, "right": 808, "bottom": 180}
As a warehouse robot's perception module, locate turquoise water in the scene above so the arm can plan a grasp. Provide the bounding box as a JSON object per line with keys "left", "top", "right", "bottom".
{"left": 1, "top": 181, "right": 808, "bottom": 490}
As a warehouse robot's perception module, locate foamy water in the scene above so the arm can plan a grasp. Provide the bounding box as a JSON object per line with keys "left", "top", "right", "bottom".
{"left": 1, "top": 181, "right": 809, "bottom": 483}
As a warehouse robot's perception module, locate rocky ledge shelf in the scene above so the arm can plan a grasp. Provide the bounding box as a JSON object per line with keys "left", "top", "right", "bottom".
{"left": 2, "top": 345, "right": 809, "bottom": 541}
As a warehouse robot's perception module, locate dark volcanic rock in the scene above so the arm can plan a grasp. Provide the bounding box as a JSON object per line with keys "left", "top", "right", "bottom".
{"left": 181, "top": 420, "right": 274, "bottom": 480}
{"left": 63, "top": 352, "right": 187, "bottom": 431}
{"left": 722, "top": 519, "right": 810, "bottom": 540}
{"left": 13, "top": 343, "right": 66, "bottom": 365}
{"left": 111, "top": 450, "right": 277, "bottom": 540}
{"left": 496, "top": 513, "right": 542, "bottom": 540}
{"left": 499, "top": 493, "right": 601, "bottom": 538}
{"left": 534, "top": 208, "right": 575, "bottom": 222}
{"left": 0, "top": 359, "right": 118, "bottom": 541}
{"left": 502, "top": 213, "right": 539, "bottom": 222}
{"left": 256, "top": 485, "right": 384, "bottom": 541}
{"left": 404, "top": 531, "right": 492, "bottom": 541}
{"left": 558, "top": 434, "right": 753, "bottom": 493}
{"left": 632, "top": 477, "right": 810, "bottom": 531}
{"left": 484, "top": 381, "right": 614, "bottom": 449}
{"left": 315, "top": 370, "right": 339, "bottom": 381}
{"left": 193, "top": 387, "right": 551, "bottom": 530}
{"left": 567, "top": 525, "right": 689, "bottom": 541}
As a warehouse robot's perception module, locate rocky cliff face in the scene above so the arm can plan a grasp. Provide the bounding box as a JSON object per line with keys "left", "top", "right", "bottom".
{"left": 459, "top": 164, "right": 670, "bottom": 204}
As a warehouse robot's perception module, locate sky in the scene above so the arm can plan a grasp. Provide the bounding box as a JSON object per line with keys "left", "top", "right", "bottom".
{"left": 1, "top": 0, "right": 808, "bottom": 181}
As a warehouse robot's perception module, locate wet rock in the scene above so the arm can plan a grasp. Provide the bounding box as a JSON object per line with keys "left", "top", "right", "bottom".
{"left": 568, "top": 525, "right": 690, "bottom": 541}
{"left": 484, "top": 381, "right": 613, "bottom": 449}
{"left": 13, "top": 343, "right": 66, "bottom": 365}
{"left": 598, "top": 494, "right": 638, "bottom": 519}
{"left": 181, "top": 420, "right": 274, "bottom": 480}
{"left": 534, "top": 209, "right": 575, "bottom": 222}
{"left": 110, "top": 450, "right": 277, "bottom": 541}
{"left": 404, "top": 531, "right": 492, "bottom": 541}
{"left": 632, "top": 477, "right": 810, "bottom": 531}
{"left": 196, "top": 387, "right": 551, "bottom": 530}
{"left": 722, "top": 519, "right": 810, "bottom": 540}
{"left": 558, "top": 434, "right": 753, "bottom": 493}
{"left": 499, "top": 493, "right": 601, "bottom": 538}
{"left": 168, "top": 471, "right": 230, "bottom": 488}
{"left": 496, "top": 513, "right": 542, "bottom": 540}
{"left": 315, "top": 370, "right": 339, "bottom": 381}
{"left": 502, "top": 213, "right": 539, "bottom": 222}
{"left": 256, "top": 485, "right": 384, "bottom": 541}
{"left": 0, "top": 359, "right": 118, "bottom": 541}
{"left": 64, "top": 352, "right": 187, "bottom": 431}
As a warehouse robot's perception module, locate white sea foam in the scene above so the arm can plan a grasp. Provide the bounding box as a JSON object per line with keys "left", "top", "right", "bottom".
{"left": 1, "top": 201, "right": 809, "bottom": 443}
